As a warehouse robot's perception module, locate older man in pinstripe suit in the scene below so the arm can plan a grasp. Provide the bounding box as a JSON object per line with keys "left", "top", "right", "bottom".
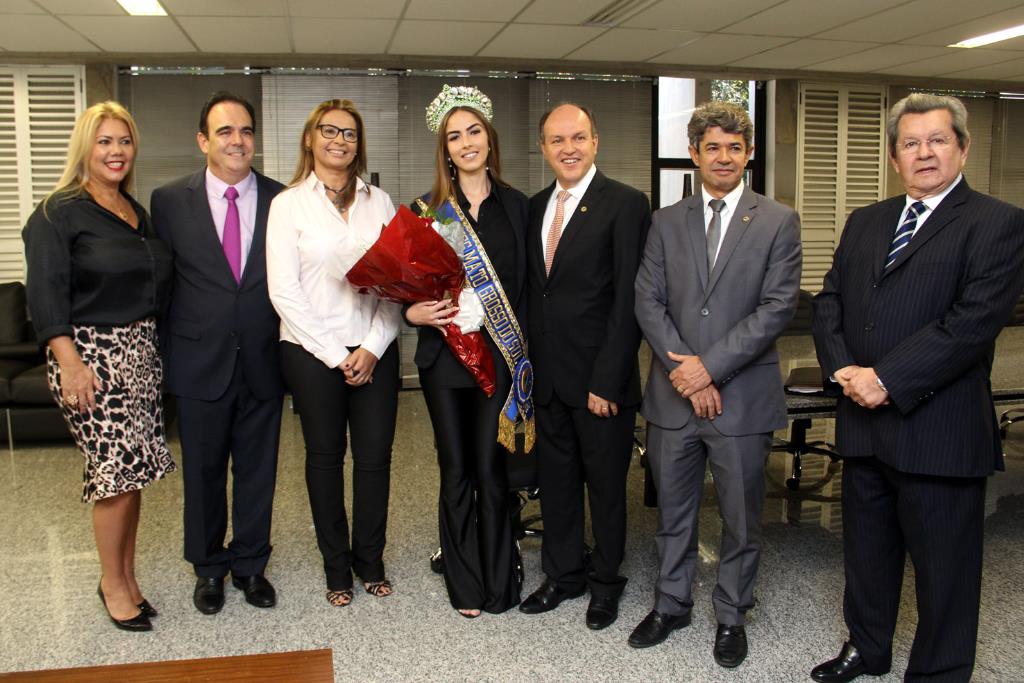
{"left": 811, "top": 93, "right": 1024, "bottom": 682}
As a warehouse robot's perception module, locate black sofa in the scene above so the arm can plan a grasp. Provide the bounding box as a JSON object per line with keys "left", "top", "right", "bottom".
{"left": 0, "top": 282, "right": 72, "bottom": 449}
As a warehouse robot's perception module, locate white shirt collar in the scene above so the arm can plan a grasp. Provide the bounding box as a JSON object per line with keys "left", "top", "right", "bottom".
{"left": 557, "top": 163, "right": 597, "bottom": 201}
{"left": 700, "top": 181, "right": 745, "bottom": 214}
{"left": 306, "top": 171, "right": 370, "bottom": 196}
{"left": 206, "top": 167, "right": 255, "bottom": 198}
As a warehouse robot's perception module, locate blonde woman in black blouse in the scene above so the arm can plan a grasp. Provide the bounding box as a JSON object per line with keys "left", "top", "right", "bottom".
{"left": 22, "top": 102, "right": 174, "bottom": 632}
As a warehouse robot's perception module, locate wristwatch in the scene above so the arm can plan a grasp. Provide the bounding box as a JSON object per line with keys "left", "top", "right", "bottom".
{"left": 876, "top": 376, "right": 888, "bottom": 393}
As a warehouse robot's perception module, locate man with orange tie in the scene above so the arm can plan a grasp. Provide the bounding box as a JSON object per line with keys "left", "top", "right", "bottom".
{"left": 519, "top": 103, "right": 650, "bottom": 631}
{"left": 152, "top": 92, "right": 284, "bottom": 615}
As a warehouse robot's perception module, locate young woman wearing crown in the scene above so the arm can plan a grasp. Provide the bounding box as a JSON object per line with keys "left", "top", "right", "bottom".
{"left": 405, "top": 85, "right": 533, "bottom": 618}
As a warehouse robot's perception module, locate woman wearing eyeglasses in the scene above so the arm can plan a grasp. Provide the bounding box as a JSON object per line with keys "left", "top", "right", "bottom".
{"left": 267, "top": 99, "right": 401, "bottom": 607}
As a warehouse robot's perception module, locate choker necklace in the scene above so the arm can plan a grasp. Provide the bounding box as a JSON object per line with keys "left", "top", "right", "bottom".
{"left": 323, "top": 182, "right": 345, "bottom": 194}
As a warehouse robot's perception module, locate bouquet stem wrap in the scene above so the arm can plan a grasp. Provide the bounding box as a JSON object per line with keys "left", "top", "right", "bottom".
{"left": 346, "top": 204, "right": 496, "bottom": 397}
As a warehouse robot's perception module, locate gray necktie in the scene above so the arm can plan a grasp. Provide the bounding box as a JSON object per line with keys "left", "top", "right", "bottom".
{"left": 707, "top": 198, "right": 726, "bottom": 271}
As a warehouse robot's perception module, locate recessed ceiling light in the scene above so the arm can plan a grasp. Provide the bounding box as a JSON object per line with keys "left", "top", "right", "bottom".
{"left": 949, "top": 23, "right": 1024, "bottom": 48}
{"left": 116, "top": 0, "right": 168, "bottom": 16}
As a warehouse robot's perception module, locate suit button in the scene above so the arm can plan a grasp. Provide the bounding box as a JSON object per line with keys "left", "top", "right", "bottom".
{"left": 871, "top": 282, "right": 878, "bottom": 289}
{"left": 229, "top": 331, "right": 236, "bottom": 337}
{"left": 864, "top": 323, "right": 874, "bottom": 332}
{"left": 700, "top": 308, "right": 709, "bottom": 317}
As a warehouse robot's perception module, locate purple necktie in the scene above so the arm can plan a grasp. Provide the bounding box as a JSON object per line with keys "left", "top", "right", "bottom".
{"left": 223, "top": 186, "right": 241, "bottom": 282}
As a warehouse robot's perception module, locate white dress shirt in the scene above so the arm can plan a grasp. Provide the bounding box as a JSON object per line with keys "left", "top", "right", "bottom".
{"left": 540, "top": 163, "right": 598, "bottom": 256}
{"left": 701, "top": 181, "right": 745, "bottom": 265}
{"left": 899, "top": 173, "right": 963, "bottom": 238}
{"left": 266, "top": 172, "right": 401, "bottom": 368}
{"left": 205, "top": 168, "right": 257, "bottom": 274}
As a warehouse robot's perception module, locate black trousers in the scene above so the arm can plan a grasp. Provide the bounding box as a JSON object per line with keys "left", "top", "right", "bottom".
{"left": 420, "top": 361, "right": 519, "bottom": 613}
{"left": 841, "top": 456, "right": 986, "bottom": 682}
{"left": 281, "top": 341, "right": 399, "bottom": 592}
{"left": 535, "top": 392, "right": 636, "bottom": 598}
{"left": 178, "top": 361, "right": 283, "bottom": 579}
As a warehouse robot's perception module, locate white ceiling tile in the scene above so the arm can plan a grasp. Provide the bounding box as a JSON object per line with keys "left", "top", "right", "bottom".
{"left": 941, "top": 57, "right": 1024, "bottom": 79}
{"left": 730, "top": 39, "right": 876, "bottom": 69}
{"left": 566, "top": 28, "right": 701, "bottom": 62}
{"left": 178, "top": 16, "right": 290, "bottom": 52}
{"left": 0, "top": 15, "right": 98, "bottom": 50}
{"left": 160, "top": 0, "right": 285, "bottom": 16}
{"left": 901, "top": 6, "right": 1024, "bottom": 48}
{"left": 478, "top": 24, "right": 604, "bottom": 59}
{"left": 818, "top": 0, "right": 1023, "bottom": 43}
{"left": 390, "top": 19, "right": 503, "bottom": 56}
{"left": 64, "top": 15, "right": 193, "bottom": 51}
{"left": 808, "top": 44, "right": 950, "bottom": 72}
{"left": 515, "top": 0, "right": 621, "bottom": 25}
{"left": 624, "top": 0, "right": 781, "bottom": 32}
{"left": 0, "top": 0, "right": 46, "bottom": 13}
{"left": 286, "top": 0, "right": 405, "bottom": 18}
{"left": 34, "top": 0, "right": 123, "bottom": 14}
{"left": 723, "top": 0, "right": 901, "bottom": 38}
{"left": 875, "top": 47, "right": 1023, "bottom": 76}
{"left": 405, "top": 0, "right": 529, "bottom": 23}
{"left": 291, "top": 17, "right": 394, "bottom": 53}
{"left": 648, "top": 33, "right": 793, "bottom": 65}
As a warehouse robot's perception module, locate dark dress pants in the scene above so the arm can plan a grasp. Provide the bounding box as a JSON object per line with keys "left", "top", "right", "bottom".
{"left": 535, "top": 392, "right": 636, "bottom": 598}
{"left": 420, "top": 360, "right": 519, "bottom": 613}
{"left": 178, "top": 360, "right": 283, "bottom": 578}
{"left": 841, "top": 456, "right": 986, "bottom": 682}
{"left": 281, "top": 341, "right": 399, "bottom": 592}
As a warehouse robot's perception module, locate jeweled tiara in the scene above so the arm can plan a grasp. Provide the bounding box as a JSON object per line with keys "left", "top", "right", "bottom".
{"left": 425, "top": 84, "right": 494, "bottom": 133}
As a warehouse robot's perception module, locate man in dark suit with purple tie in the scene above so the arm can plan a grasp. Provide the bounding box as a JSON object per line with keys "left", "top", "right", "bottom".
{"left": 811, "top": 93, "right": 1024, "bottom": 682}
{"left": 151, "top": 92, "right": 285, "bottom": 615}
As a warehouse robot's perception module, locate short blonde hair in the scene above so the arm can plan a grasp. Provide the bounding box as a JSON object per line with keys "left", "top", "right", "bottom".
{"left": 47, "top": 101, "right": 140, "bottom": 205}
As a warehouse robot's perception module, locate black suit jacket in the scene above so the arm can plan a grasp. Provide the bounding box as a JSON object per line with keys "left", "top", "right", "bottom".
{"left": 409, "top": 183, "right": 529, "bottom": 373}
{"left": 527, "top": 170, "right": 651, "bottom": 408}
{"left": 151, "top": 169, "right": 285, "bottom": 402}
{"left": 813, "top": 179, "right": 1024, "bottom": 477}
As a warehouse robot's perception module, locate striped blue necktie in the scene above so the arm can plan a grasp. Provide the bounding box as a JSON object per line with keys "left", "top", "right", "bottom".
{"left": 885, "top": 200, "right": 927, "bottom": 269}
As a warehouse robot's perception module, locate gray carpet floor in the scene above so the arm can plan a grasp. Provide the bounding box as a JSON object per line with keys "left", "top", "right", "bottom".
{"left": 2, "top": 390, "right": 1023, "bottom": 682}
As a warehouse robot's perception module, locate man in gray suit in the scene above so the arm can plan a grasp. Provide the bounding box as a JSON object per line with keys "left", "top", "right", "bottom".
{"left": 630, "top": 101, "right": 802, "bottom": 667}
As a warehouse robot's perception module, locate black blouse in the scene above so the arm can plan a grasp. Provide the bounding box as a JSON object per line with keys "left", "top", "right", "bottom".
{"left": 455, "top": 187, "right": 518, "bottom": 301}
{"left": 22, "top": 190, "right": 173, "bottom": 343}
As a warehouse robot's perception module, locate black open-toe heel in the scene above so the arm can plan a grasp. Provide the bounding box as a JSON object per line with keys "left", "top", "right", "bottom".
{"left": 97, "top": 584, "right": 152, "bottom": 632}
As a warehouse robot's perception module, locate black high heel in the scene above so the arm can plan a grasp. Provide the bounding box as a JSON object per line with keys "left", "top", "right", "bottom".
{"left": 137, "top": 599, "right": 158, "bottom": 618}
{"left": 97, "top": 584, "right": 152, "bottom": 632}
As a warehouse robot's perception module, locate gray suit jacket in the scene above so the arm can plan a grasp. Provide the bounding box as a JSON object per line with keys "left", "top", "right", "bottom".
{"left": 635, "top": 186, "right": 802, "bottom": 435}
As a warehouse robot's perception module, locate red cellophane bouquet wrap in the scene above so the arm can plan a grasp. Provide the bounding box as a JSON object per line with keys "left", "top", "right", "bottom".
{"left": 346, "top": 204, "right": 496, "bottom": 396}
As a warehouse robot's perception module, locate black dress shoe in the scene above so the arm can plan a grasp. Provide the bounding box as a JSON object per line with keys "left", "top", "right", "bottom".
{"left": 232, "top": 574, "right": 276, "bottom": 608}
{"left": 518, "top": 580, "right": 586, "bottom": 615}
{"left": 586, "top": 595, "right": 619, "bottom": 630}
{"left": 627, "top": 609, "right": 691, "bottom": 648}
{"left": 193, "top": 577, "right": 225, "bottom": 615}
{"left": 97, "top": 585, "right": 152, "bottom": 632}
{"left": 714, "top": 624, "right": 748, "bottom": 668}
{"left": 810, "top": 642, "right": 872, "bottom": 682}
{"left": 137, "top": 599, "right": 158, "bottom": 618}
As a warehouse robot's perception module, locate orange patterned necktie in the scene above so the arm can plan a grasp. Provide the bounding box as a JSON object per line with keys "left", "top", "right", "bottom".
{"left": 544, "top": 190, "right": 571, "bottom": 275}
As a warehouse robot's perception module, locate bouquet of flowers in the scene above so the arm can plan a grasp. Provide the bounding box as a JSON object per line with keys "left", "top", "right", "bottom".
{"left": 346, "top": 204, "right": 496, "bottom": 396}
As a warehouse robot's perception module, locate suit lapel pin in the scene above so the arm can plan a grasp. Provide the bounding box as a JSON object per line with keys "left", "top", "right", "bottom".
{"left": 742, "top": 215, "right": 751, "bottom": 222}
{"left": 580, "top": 205, "right": 588, "bottom": 213}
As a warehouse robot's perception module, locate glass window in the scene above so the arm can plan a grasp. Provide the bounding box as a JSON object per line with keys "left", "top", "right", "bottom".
{"left": 658, "top": 77, "right": 695, "bottom": 159}
{"left": 658, "top": 169, "right": 698, "bottom": 209}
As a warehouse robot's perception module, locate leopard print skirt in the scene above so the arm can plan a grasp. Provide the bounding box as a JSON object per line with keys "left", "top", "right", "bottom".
{"left": 46, "top": 318, "right": 176, "bottom": 503}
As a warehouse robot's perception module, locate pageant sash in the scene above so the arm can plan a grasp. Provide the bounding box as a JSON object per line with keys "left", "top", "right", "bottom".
{"left": 416, "top": 197, "right": 535, "bottom": 454}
